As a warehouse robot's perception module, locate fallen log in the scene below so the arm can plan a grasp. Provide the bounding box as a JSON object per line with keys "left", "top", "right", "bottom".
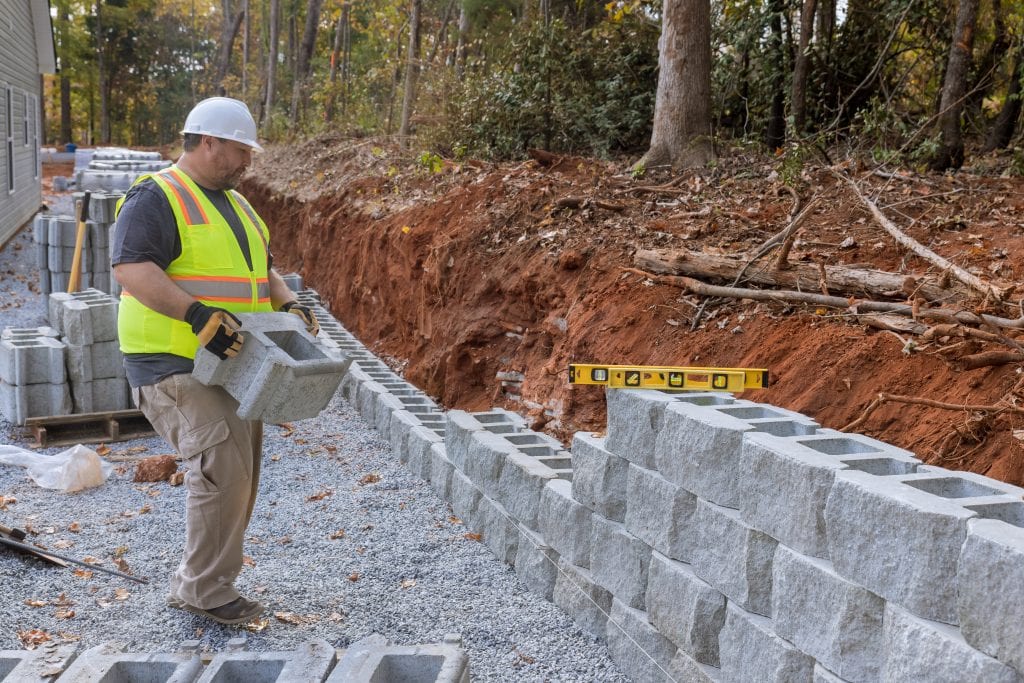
{"left": 634, "top": 247, "right": 959, "bottom": 303}
{"left": 955, "top": 350, "right": 1024, "bottom": 370}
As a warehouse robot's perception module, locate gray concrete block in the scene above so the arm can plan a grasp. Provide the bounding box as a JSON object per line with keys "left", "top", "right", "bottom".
{"left": 197, "top": 638, "right": 336, "bottom": 682}
{"left": 429, "top": 443, "right": 454, "bottom": 500}
{"left": 90, "top": 272, "right": 112, "bottom": 295}
{"left": 50, "top": 271, "right": 73, "bottom": 293}
{"left": 372, "top": 391, "right": 404, "bottom": 438}
{"left": 280, "top": 272, "right": 304, "bottom": 292}
{"left": 813, "top": 664, "right": 850, "bottom": 683}
{"left": 825, "top": 469, "right": 978, "bottom": 624}
{"left": 719, "top": 603, "right": 814, "bottom": 683}
{"left": 0, "top": 380, "right": 72, "bottom": 424}
{"left": 625, "top": 463, "right": 699, "bottom": 561}
{"left": 646, "top": 551, "right": 726, "bottom": 666}
{"left": 739, "top": 429, "right": 920, "bottom": 558}
{"left": 881, "top": 604, "right": 1020, "bottom": 683}
{"left": 1, "top": 326, "right": 58, "bottom": 341}
{"left": 70, "top": 377, "right": 131, "bottom": 413}
{"left": 589, "top": 516, "right": 652, "bottom": 610}
{"left": 66, "top": 341, "right": 124, "bottom": 382}
{"left": 0, "top": 336, "right": 66, "bottom": 385}
{"left": 0, "top": 640, "right": 76, "bottom": 681}
{"left": 90, "top": 245, "right": 109, "bottom": 273}
{"left": 450, "top": 469, "right": 483, "bottom": 528}
{"left": 338, "top": 364, "right": 372, "bottom": 404}
{"left": 87, "top": 195, "right": 120, "bottom": 224}
{"left": 53, "top": 292, "right": 119, "bottom": 345}
{"left": 553, "top": 558, "right": 613, "bottom": 639}
{"left": 326, "top": 634, "right": 469, "bottom": 683}
{"left": 477, "top": 494, "right": 519, "bottom": 566}
{"left": 690, "top": 499, "right": 776, "bottom": 616}
{"left": 192, "top": 313, "right": 350, "bottom": 423}
{"left": 48, "top": 243, "right": 91, "bottom": 273}
{"left": 514, "top": 526, "right": 560, "bottom": 601}
{"left": 465, "top": 431, "right": 516, "bottom": 498}
{"left": 668, "top": 650, "right": 723, "bottom": 683}
{"left": 605, "top": 388, "right": 680, "bottom": 468}
{"left": 539, "top": 479, "right": 593, "bottom": 567}
{"left": 445, "top": 410, "right": 484, "bottom": 473}
{"left": 406, "top": 424, "right": 442, "bottom": 481}
{"left": 47, "top": 215, "right": 78, "bottom": 247}
{"left": 55, "top": 641, "right": 200, "bottom": 682}
{"left": 571, "top": 432, "right": 629, "bottom": 522}
{"left": 496, "top": 451, "right": 558, "bottom": 529}
{"left": 958, "top": 516, "right": 1024, "bottom": 673}
{"left": 354, "top": 379, "right": 385, "bottom": 424}
{"left": 772, "top": 545, "right": 884, "bottom": 682}
{"left": 389, "top": 409, "right": 420, "bottom": 464}
{"left": 606, "top": 598, "right": 678, "bottom": 683}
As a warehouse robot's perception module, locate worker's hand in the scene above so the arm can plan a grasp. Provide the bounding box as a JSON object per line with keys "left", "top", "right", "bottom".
{"left": 281, "top": 301, "right": 320, "bottom": 336}
{"left": 184, "top": 302, "right": 243, "bottom": 359}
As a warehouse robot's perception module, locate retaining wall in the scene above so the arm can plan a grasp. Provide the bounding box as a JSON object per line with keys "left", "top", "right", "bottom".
{"left": 323, "top": 299, "right": 1024, "bottom": 682}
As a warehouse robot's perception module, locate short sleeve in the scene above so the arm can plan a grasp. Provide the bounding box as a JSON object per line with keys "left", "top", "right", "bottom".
{"left": 111, "top": 179, "right": 181, "bottom": 270}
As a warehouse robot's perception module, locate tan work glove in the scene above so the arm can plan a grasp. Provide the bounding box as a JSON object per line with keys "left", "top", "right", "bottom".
{"left": 281, "top": 301, "right": 320, "bottom": 336}
{"left": 184, "top": 302, "right": 244, "bottom": 359}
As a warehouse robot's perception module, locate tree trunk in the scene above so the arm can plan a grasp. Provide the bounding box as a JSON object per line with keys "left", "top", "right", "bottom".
{"left": 214, "top": 1, "right": 245, "bottom": 94}
{"left": 455, "top": 1, "right": 468, "bottom": 79}
{"left": 290, "top": 0, "right": 324, "bottom": 124}
{"left": 242, "top": 0, "right": 250, "bottom": 96}
{"left": 635, "top": 0, "right": 714, "bottom": 171}
{"left": 58, "top": 4, "right": 72, "bottom": 144}
{"left": 398, "top": 0, "right": 422, "bottom": 147}
{"left": 931, "top": 0, "right": 979, "bottom": 170}
{"left": 95, "top": 0, "right": 110, "bottom": 144}
{"left": 791, "top": 0, "right": 816, "bottom": 132}
{"left": 765, "top": 0, "right": 786, "bottom": 149}
{"left": 263, "top": 0, "right": 279, "bottom": 134}
{"left": 325, "top": 4, "right": 346, "bottom": 123}
{"left": 983, "top": 45, "right": 1024, "bottom": 151}
{"left": 965, "top": 0, "right": 1005, "bottom": 122}
{"left": 427, "top": 0, "right": 455, "bottom": 65}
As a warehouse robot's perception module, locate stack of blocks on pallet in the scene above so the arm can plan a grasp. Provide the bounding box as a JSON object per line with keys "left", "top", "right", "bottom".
{"left": 32, "top": 193, "right": 122, "bottom": 296}
{"left": 0, "top": 326, "right": 71, "bottom": 426}
{"left": 75, "top": 148, "right": 171, "bottom": 194}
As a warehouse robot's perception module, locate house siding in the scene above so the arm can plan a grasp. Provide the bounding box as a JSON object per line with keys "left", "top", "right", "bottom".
{"left": 0, "top": 0, "right": 46, "bottom": 247}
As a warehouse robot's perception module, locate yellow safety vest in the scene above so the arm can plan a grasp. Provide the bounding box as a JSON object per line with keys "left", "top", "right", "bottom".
{"left": 116, "top": 166, "right": 274, "bottom": 358}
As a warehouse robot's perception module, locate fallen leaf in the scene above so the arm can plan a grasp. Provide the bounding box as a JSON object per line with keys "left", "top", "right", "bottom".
{"left": 241, "top": 618, "right": 269, "bottom": 632}
{"left": 448, "top": 516, "right": 462, "bottom": 525}
{"left": 277, "top": 536, "right": 292, "bottom": 545}
{"left": 242, "top": 556, "right": 256, "bottom": 567}
{"left": 274, "top": 611, "right": 303, "bottom": 625}
{"left": 515, "top": 649, "right": 536, "bottom": 664}
{"left": 82, "top": 556, "right": 101, "bottom": 566}
{"left": 169, "top": 472, "right": 185, "bottom": 486}
{"left": 57, "top": 632, "right": 80, "bottom": 642}
{"left": 113, "top": 557, "right": 130, "bottom": 574}
{"left": 72, "top": 569, "right": 93, "bottom": 580}
{"left": 306, "top": 489, "right": 334, "bottom": 502}
{"left": 114, "top": 588, "right": 130, "bottom": 601}
{"left": 139, "top": 505, "right": 152, "bottom": 515}
{"left": 53, "top": 593, "right": 74, "bottom": 607}
{"left": 55, "top": 609, "right": 75, "bottom": 620}
{"left": 194, "top": 628, "right": 205, "bottom": 638}
{"left": 24, "top": 599, "right": 47, "bottom": 608}
{"left": 277, "top": 423, "right": 295, "bottom": 437}
{"left": 270, "top": 455, "right": 281, "bottom": 462}
{"left": 17, "top": 629, "right": 51, "bottom": 649}
{"left": 67, "top": 522, "right": 81, "bottom": 533}
{"left": 95, "top": 597, "right": 113, "bottom": 608}
{"left": 325, "top": 445, "right": 337, "bottom": 453}
{"left": 112, "top": 545, "right": 129, "bottom": 558}
{"left": 95, "top": 444, "right": 111, "bottom": 457}
{"left": 355, "top": 546, "right": 366, "bottom": 555}
{"left": 464, "top": 532, "right": 483, "bottom": 542}
{"left": 348, "top": 572, "right": 360, "bottom": 582}
{"left": 0, "top": 495, "right": 15, "bottom": 510}
{"left": 253, "top": 584, "right": 268, "bottom": 594}
{"left": 400, "top": 578, "right": 416, "bottom": 589}
{"left": 358, "top": 473, "right": 381, "bottom": 485}
{"left": 328, "top": 529, "right": 346, "bottom": 540}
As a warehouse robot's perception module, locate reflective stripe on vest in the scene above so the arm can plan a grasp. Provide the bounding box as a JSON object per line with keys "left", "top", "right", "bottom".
{"left": 116, "top": 166, "right": 273, "bottom": 358}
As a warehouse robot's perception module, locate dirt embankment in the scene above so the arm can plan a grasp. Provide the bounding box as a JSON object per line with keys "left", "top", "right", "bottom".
{"left": 243, "top": 137, "right": 1024, "bottom": 486}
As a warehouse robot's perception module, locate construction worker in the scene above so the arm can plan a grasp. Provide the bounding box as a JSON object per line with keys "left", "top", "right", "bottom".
{"left": 111, "top": 97, "right": 319, "bottom": 625}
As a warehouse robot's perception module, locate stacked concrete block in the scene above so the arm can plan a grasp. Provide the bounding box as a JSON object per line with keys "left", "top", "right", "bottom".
{"left": 514, "top": 526, "right": 560, "bottom": 601}
{"left": 539, "top": 479, "right": 593, "bottom": 567}
{"left": 552, "top": 558, "right": 613, "bottom": 639}
{"left": 571, "top": 432, "right": 629, "bottom": 522}
{"left": 0, "top": 328, "right": 71, "bottom": 425}
{"left": 646, "top": 552, "right": 726, "bottom": 667}
{"left": 589, "top": 516, "right": 653, "bottom": 610}
{"left": 605, "top": 599, "right": 678, "bottom": 683}
{"left": 718, "top": 603, "right": 815, "bottom": 682}
{"left": 32, "top": 197, "right": 120, "bottom": 297}
{"left": 192, "top": 312, "right": 350, "bottom": 423}
{"left": 0, "top": 640, "right": 76, "bottom": 681}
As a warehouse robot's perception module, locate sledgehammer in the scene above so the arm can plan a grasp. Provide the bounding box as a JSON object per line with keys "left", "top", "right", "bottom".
{"left": 0, "top": 522, "right": 148, "bottom": 584}
{"left": 66, "top": 191, "right": 91, "bottom": 293}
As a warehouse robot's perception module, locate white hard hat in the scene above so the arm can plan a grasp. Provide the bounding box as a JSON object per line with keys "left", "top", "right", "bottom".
{"left": 181, "top": 97, "right": 264, "bottom": 152}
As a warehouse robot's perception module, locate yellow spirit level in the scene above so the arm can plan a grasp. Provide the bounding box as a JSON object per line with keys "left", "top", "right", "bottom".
{"left": 569, "top": 364, "right": 769, "bottom": 392}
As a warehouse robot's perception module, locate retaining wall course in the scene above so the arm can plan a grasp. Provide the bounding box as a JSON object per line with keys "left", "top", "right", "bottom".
{"left": 588, "top": 516, "right": 651, "bottom": 610}
{"left": 464, "top": 431, "right": 517, "bottom": 499}
{"left": 957, "top": 517, "right": 1024, "bottom": 673}
{"left": 825, "top": 467, "right": 996, "bottom": 625}
{"left": 645, "top": 551, "right": 726, "bottom": 666}
{"left": 771, "top": 545, "right": 884, "bottom": 682}
{"left": 552, "top": 559, "right": 613, "bottom": 639}
{"left": 605, "top": 389, "right": 681, "bottom": 469}
{"left": 477, "top": 495, "right": 519, "bottom": 566}
{"left": 192, "top": 313, "right": 350, "bottom": 423}
{"left": 496, "top": 451, "right": 558, "bottom": 529}
{"left": 739, "top": 430, "right": 920, "bottom": 558}
{"left": 514, "top": 526, "right": 560, "bottom": 601}
{"left": 429, "top": 443, "right": 454, "bottom": 500}
{"left": 538, "top": 479, "right": 593, "bottom": 567}
{"left": 718, "top": 603, "right": 815, "bottom": 683}
{"left": 624, "top": 463, "right": 698, "bottom": 562}
{"left": 880, "top": 604, "right": 1021, "bottom": 683}
{"left": 690, "top": 499, "right": 776, "bottom": 616}
{"left": 668, "top": 650, "right": 723, "bottom": 682}
{"left": 570, "top": 432, "right": 628, "bottom": 522}
{"left": 605, "top": 598, "right": 678, "bottom": 683}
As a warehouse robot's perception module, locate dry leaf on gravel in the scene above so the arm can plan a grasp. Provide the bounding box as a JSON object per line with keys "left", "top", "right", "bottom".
{"left": 95, "top": 444, "right": 111, "bottom": 457}
{"left": 0, "top": 495, "right": 15, "bottom": 510}
{"left": 306, "top": 489, "right": 334, "bottom": 502}
{"left": 274, "top": 612, "right": 303, "bottom": 625}
{"left": 169, "top": 472, "right": 185, "bottom": 486}
{"left": 112, "top": 545, "right": 129, "bottom": 558}
{"left": 241, "top": 619, "right": 269, "bottom": 632}
{"left": 67, "top": 522, "right": 80, "bottom": 533}
{"left": 277, "top": 423, "right": 295, "bottom": 437}
{"left": 23, "top": 599, "right": 47, "bottom": 608}
{"left": 114, "top": 588, "right": 130, "bottom": 601}
{"left": 358, "top": 473, "right": 381, "bottom": 485}
{"left": 328, "top": 529, "right": 346, "bottom": 540}
{"left": 81, "top": 556, "right": 101, "bottom": 565}
{"left": 54, "top": 609, "right": 75, "bottom": 620}
{"left": 464, "top": 533, "right": 483, "bottom": 542}
{"left": 348, "top": 572, "right": 360, "bottom": 582}
{"left": 113, "top": 557, "right": 131, "bottom": 574}
{"left": 17, "top": 629, "right": 51, "bottom": 649}
{"left": 52, "top": 540, "right": 73, "bottom": 550}
{"left": 57, "top": 632, "right": 80, "bottom": 642}
{"left": 53, "top": 593, "right": 74, "bottom": 607}
{"left": 242, "top": 556, "right": 256, "bottom": 567}
{"left": 448, "top": 516, "right": 462, "bottom": 525}
{"left": 400, "top": 578, "right": 416, "bottom": 589}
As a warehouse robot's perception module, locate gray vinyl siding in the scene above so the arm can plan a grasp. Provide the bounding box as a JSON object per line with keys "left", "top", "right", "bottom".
{"left": 0, "top": 0, "right": 44, "bottom": 247}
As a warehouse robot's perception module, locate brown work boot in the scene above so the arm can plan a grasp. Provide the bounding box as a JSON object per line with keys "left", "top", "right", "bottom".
{"left": 170, "top": 596, "right": 264, "bottom": 625}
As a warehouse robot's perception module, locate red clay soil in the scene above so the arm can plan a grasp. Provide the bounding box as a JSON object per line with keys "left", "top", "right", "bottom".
{"left": 243, "top": 135, "right": 1024, "bottom": 486}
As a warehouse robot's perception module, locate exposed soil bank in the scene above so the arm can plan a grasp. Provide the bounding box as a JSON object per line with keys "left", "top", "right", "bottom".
{"left": 243, "top": 138, "right": 1024, "bottom": 485}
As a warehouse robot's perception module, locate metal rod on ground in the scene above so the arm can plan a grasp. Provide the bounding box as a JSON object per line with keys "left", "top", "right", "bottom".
{"left": 0, "top": 534, "right": 149, "bottom": 584}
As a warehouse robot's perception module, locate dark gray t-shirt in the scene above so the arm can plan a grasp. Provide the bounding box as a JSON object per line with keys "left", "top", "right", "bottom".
{"left": 111, "top": 177, "right": 272, "bottom": 388}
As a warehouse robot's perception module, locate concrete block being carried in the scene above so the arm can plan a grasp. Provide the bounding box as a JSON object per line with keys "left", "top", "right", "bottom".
{"left": 192, "top": 312, "right": 350, "bottom": 423}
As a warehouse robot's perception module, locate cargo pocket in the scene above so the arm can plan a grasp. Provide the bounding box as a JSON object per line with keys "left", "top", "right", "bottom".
{"left": 178, "top": 419, "right": 247, "bottom": 491}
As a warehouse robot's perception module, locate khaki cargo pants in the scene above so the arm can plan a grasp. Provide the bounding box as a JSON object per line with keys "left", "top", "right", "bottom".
{"left": 134, "top": 373, "right": 262, "bottom": 609}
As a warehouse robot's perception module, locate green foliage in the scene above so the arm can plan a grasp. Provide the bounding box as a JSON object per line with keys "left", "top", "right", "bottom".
{"left": 430, "top": 16, "right": 658, "bottom": 160}
{"left": 416, "top": 151, "right": 444, "bottom": 173}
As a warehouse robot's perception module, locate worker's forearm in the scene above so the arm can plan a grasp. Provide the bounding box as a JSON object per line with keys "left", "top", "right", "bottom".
{"left": 268, "top": 268, "right": 298, "bottom": 310}
{"left": 112, "top": 262, "right": 196, "bottom": 320}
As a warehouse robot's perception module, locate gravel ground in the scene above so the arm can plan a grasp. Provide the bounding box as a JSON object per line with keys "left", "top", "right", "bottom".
{"left": 0, "top": 195, "right": 630, "bottom": 681}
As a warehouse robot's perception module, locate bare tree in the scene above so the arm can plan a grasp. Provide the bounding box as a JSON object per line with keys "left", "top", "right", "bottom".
{"left": 931, "top": 0, "right": 979, "bottom": 170}
{"left": 263, "top": 0, "right": 279, "bottom": 134}
{"left": 398, "top": 0, "right": 422, "bottom": 147}
{"left": 214, "top": 0, "right": 246, "bottom": 94}
{"left": 765, "top": 0, "right": 786, "bottom": 149}
{"left": 983, "top": 43, "right": 1024, "bottom": 152}
{"left": 635, "top": 0, "right": 713, "bottom": 171}
{"left": 290, "top": 0, "right": 325, "bottom": 124}
{"left": 791, "top": 0, "right": 817, "bottom": 132}
{"left": 325, "top": 3, "right": 349, "bottom": 122}
{"left": 455, "top": 0, "right": 468, "bottom": 79}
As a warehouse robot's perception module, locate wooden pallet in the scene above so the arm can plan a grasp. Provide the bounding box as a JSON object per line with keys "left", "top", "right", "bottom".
{"left": 25, "top": 409, "right": 155, "bottom": 448}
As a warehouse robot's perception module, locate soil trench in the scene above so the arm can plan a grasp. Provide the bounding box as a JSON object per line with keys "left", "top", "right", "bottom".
{"left": 243, "top": 142, "right": 1024, "bottom": 487}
